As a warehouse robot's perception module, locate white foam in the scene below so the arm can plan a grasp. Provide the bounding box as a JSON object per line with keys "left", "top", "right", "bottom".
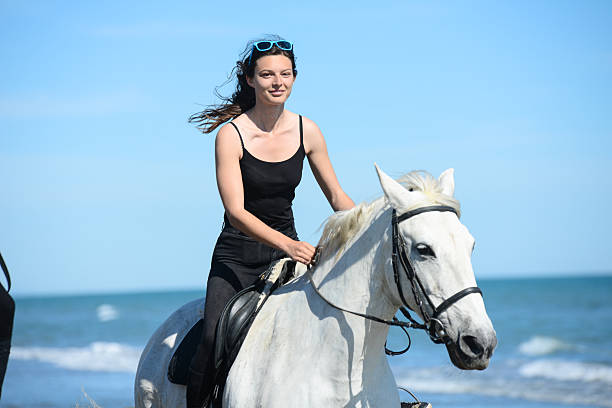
{"left": 518, "top": 335, "right": 571, "bottom": 356}
{"left": 397, "top": 364, "right": 612, "bottom": 407}
{"left": 10, "top": 342, "right": 141, "bottom": 373}
{"left": 96, "top": 304, "right": 119, "bottom": 322}
{"left": 520, "top": 359, "right": 612, "bottom": 384}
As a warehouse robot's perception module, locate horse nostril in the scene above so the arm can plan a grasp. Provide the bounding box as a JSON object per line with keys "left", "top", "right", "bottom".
{"left": 462, "top": 335, "right": 485, "bottom": 357}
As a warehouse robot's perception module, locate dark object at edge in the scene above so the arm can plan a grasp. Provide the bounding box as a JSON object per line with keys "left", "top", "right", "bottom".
{"left": 0, "top": 252, "right": 15, "bottom": 401}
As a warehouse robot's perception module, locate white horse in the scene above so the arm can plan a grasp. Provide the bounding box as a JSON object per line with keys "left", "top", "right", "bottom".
{"left": 135, "top": 165, "right": 497, "bottom": 408}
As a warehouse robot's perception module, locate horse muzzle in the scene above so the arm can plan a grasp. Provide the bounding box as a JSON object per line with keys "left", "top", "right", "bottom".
{"left": 446, "top": 328, "right": 497, "bottom": 370}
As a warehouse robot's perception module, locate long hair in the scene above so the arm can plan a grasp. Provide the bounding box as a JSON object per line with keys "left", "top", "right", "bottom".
{"left": 189, "top": 35, "right": 297, "bottom": 134}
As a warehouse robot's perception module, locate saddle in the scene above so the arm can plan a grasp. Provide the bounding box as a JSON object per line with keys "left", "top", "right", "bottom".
{"left": 167, "top": 258, "right": 298, "bottom": 391}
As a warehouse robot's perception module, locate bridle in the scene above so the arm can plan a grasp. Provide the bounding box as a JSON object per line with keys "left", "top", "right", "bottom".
{"left": 391, "top": 205, "right": 482, "bottom": 345}
{"left": 307, "top": 205, "right": 483, "bottom": 354}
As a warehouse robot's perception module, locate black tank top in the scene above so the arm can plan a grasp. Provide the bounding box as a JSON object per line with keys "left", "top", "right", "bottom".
{"left": 224, "top": 115, "right": 305, "bottom": 230}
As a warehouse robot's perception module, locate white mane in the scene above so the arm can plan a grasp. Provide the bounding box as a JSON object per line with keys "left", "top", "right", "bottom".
{"left": 316, "top": 200, "right": 378, "bottom": 258}
{"left": 317, "top": 170, "right": 461, "bottom": 257}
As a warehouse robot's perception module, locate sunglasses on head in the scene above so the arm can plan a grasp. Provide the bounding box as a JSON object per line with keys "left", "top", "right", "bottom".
{"left": 253, "top": 40, "right": 293, "bottom": 52}
{"left": 248, "top": 40, "right": 293, "bottom": 64}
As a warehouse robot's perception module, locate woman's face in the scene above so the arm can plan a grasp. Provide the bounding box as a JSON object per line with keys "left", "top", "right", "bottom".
{"left": 247, "top": 55, "right": 296, "bottom": 106}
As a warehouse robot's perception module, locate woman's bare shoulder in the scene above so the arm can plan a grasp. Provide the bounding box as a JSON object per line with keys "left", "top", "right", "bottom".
{"left": 215, "top": 122, "right": 243, "bottom": 158}
{"left": 298, "top": 115, "right": 325, "bottom": 153}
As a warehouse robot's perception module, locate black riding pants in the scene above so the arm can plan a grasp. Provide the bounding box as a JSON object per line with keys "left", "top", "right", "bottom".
{"left": 187, "top": 223, "right": 296, "bottom": 406}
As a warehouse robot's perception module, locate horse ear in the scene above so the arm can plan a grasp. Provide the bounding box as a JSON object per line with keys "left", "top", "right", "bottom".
{"left": 438, "top": 168, "right": 455, "bottom": 197}
{"left": 375, "top": 163, "right": 411, "bottom": 210}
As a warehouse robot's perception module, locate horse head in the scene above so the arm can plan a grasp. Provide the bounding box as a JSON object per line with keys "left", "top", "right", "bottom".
{"left": 376, "top": 165, "right": 497, "bottom": 370}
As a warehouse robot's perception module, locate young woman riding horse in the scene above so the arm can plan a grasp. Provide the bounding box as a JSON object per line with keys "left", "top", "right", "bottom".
{"left": 186, "top": 36, "right": 355, "bottom": 407}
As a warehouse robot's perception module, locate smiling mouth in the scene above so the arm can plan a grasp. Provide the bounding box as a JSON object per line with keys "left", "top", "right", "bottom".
{"left": 269, "top": 90, "right": 284, "bottom": 95}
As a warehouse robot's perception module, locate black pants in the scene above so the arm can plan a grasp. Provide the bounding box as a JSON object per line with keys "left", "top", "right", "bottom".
{"left": 186, "top": 223, "right": 296, "bottom": 407}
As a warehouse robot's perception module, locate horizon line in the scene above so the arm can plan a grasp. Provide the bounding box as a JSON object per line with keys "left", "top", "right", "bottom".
{"left": 11, "top": 270, "right": 612, "bottom": 300}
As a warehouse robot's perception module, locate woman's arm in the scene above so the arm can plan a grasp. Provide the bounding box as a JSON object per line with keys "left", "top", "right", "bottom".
{"left": 302, "top": 117, "right": 355, "bottom": 212}
{"left": 215, "top": 123, "right": 315, "bottom": 265}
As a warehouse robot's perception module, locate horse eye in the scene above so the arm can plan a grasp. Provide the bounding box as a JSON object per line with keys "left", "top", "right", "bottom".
{"left": 415, "top": 243, "right": 435, "bottom": 258}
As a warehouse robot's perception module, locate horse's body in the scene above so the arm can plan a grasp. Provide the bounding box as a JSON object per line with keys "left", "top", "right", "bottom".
{"left": 135, "top": 166, "right": 497, "bottom": 408}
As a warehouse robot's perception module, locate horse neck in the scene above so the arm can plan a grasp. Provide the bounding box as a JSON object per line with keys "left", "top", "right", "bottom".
{"left": 311, "top": 201, "right": 398, "bottom": 348}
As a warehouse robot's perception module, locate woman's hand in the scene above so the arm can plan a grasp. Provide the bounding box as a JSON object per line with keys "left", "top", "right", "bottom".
{"left": 283, "top": 239, "right": 316, "bottom": 266}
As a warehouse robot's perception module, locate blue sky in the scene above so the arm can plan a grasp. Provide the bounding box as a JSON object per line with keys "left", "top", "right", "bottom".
{"left": 1, "top": 1, "right": 611, "bottom": 296}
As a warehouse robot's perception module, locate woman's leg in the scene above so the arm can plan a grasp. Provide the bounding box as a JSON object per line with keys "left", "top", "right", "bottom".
{"left": 187, "top": 255, "right": 272, "bottom": 408}
{"left": 186, "top": 262, "right": 244, "bottom": 408}
{"left": 185, "top": 228, "right": 287, "bottom": 407}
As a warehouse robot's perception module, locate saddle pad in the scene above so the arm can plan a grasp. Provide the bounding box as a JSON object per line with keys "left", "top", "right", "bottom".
{"left": 167, "top": 319, "right": 203, "bottom": 385}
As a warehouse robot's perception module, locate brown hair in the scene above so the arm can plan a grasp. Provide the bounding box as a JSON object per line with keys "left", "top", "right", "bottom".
{"left": 188, "top": 36, "right": 297, "bottom": 134}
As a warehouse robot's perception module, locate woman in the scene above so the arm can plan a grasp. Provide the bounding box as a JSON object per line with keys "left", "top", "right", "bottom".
{"left": 186, "top": 36, "right": 354, "bottom": 407}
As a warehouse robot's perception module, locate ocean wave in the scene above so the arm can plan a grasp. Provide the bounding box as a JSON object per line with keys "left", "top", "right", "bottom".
{"left": 10, "top": 342, "right": 141, "bottom": 373}
{"left": 520, "top": 359, "right": 612, "bottom": 384}
{"left": 518, "top": 335, "right": 571, "bottom": 356}
{"left": 397, "top": 364, "right": 612, "bottom": 407}
{"left": 96, "top": 304, "right": 119, "bottom": 322}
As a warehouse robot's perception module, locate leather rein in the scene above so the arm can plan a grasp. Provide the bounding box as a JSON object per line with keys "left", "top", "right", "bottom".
{"left": 307, "top": 205, "right": 483, "bottom": 355}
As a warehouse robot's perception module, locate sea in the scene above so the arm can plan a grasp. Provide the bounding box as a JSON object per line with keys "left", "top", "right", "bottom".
{"left": 2, "top": 275, "right": 612, "bottom": 408}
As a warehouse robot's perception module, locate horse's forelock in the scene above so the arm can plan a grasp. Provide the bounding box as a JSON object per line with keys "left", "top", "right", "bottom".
{"left": 397, "top": 170, "right": 461, "bottom": 217}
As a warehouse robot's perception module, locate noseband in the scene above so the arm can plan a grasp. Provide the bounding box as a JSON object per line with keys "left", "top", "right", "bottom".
{"left": 307, "top": 205, "right": 483, "bottom": 353}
